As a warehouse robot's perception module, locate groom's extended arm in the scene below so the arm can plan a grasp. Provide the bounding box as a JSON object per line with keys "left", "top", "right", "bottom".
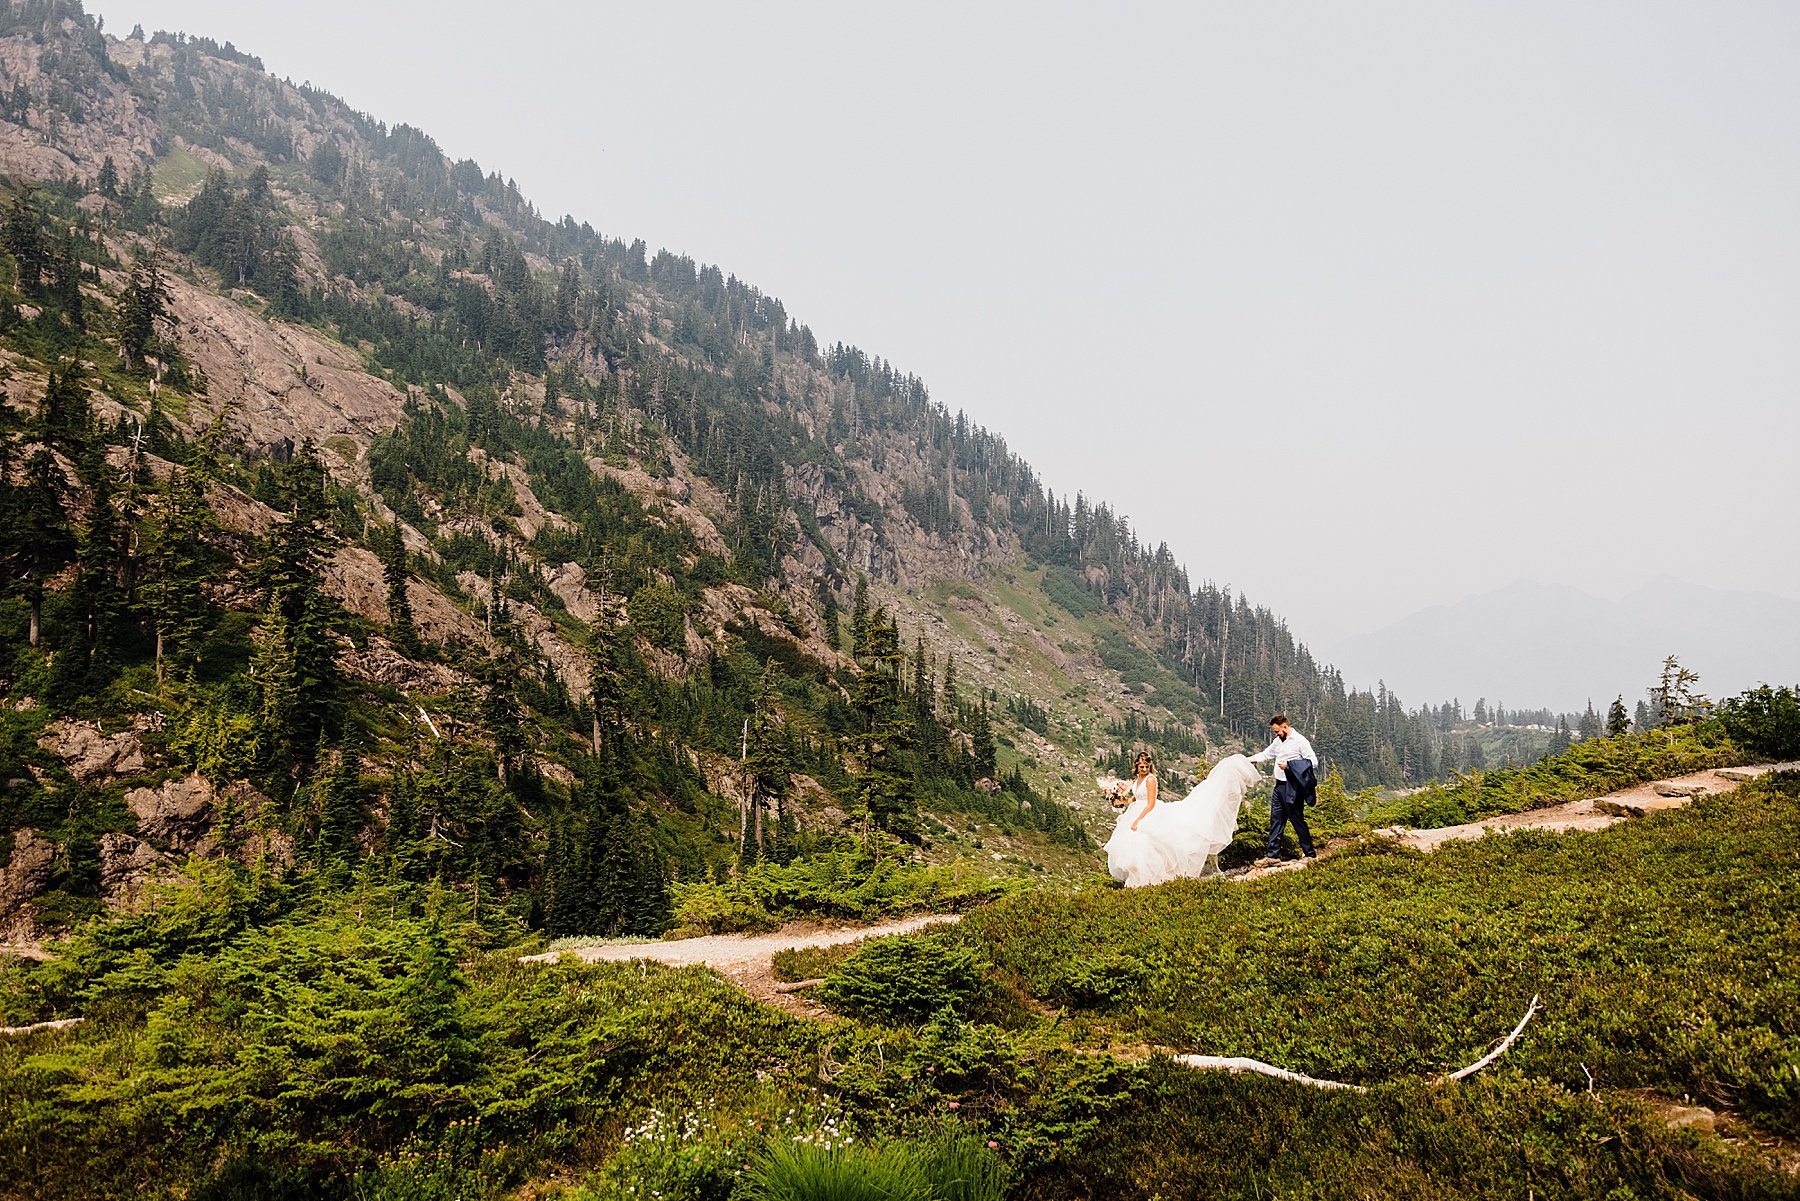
{"left": 1247, "top": 738, "right": 1279, "bottom": 766}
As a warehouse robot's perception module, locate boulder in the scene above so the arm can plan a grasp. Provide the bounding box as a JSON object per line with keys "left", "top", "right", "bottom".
{"left": 338, "top": 636, "right": 467, "bottom": 693}
{"left": 99, "top": 832, "right": 166, "bottom": 904}
{"left": 37, "top": 719, "right": 146, "bottom": 783}
{"left": 0, "top": 829, "right": 57, "bottom": 943}
{"left": 125, "top": 775, "right": 217, "bottom": 851}
{"left": 541, "top": 560, "right": 601, "bottom": 622}
{"left": 1651, "top": 781, "right": 1707, "bottom": 798}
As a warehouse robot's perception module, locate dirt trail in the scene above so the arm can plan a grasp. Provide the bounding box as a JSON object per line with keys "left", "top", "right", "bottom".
{"left": 1232, "top": 761, "right": 1799, "bottom": 881}
{"left": 522, "top": 912, "right": 963, "bottom": 1014}
{"left": 522, "top": 762, "right": 1798, "bottom": 1006}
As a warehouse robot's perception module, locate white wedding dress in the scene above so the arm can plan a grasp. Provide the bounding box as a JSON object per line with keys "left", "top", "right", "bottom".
{"left": 1105, "top": 755, "right": 1262, "bottom": 887}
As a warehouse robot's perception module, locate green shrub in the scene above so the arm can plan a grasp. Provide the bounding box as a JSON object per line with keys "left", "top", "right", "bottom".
{"left": 0, "top": 879, "right": 822, "bottom": 1200}
{"left": 670, "top": 878, "right": 781, "bottom": 936}
{"left": 745, "top": 852, "right": 1017, "bottom": 923}
{"left": 1050, "top": 954, "right": 1148, "bottom": 1010}
{"left": 815, "top": 936, "right": 996, "bottom": 1025}
{"left": 771, "top": 941, "right": 862, "bottom": 983}
{"left": 1040, "top": 567, "right": 1099, "bottom": 618}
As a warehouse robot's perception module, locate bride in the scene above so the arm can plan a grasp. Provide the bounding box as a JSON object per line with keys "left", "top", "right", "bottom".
{"left": 1104, "top": 751, "right": 1262, "bottom": 887}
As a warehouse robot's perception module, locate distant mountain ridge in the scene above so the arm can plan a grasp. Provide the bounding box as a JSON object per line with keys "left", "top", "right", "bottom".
{"left": 1324, "top": 578, "right": 1800, "bottom": 714}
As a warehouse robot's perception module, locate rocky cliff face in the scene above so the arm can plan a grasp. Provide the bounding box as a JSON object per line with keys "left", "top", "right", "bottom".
{"left": 0, "top": 25, "right": 160, "bottom": 186}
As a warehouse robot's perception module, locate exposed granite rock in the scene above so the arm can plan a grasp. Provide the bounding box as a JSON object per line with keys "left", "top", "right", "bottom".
{"left": 338, "top": 636, "right": 468, "bottom": 694}
{"left": 37, "top": 719, "right": 147, "bottom": 783}
{"left": 586, "top": 456, "right": 729, "bottom": 557}
{"left": 162, "top": 273, "right": 411, "bottom": 450}
{"left": 219, "top": 781, "right": 295, "bottom": 870}
{"left": 325, "top": 546, "right": 490, "bottom": 652}
{"left": 456, "top": 571, "right": 591, "bottom": 696}
{"left": 469, "top": 446, "right": 571, "bottom": 541}
{"left": 541, "top": 560, "right": 601, "bottom": 623}
{"left": 125, "top": 775, "right": 216, "bottom": 852}
{"left": 0, "top": 829, "right": 56, "bottom": 944}
{"left": 534, "top": 758, "right": 578, "bottom": 788}
{"left": 0, "top": 36, "right": 161, "bottom": 188}
{"left": 99, "top": 831, "right": 165, "bottom": 905}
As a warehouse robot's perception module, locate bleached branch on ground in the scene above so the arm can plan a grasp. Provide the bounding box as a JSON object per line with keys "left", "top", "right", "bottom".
{"left": 1171, "top": 993, "right": 1542, "bottom": 1093}
{"left": 0, "top": 1017, "right": 83, "bottom": 1037}
{"left": 1441, "top": 994, "right": 1540, "bottom": 1082}
{"left": 1170, "top": 1054, "right": 1368, "bottom": 1093}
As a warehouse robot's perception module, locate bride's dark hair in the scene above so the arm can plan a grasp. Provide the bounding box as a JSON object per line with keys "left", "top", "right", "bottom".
{"left": 1133, "top": 750, "right": 1155, "bottom": 776}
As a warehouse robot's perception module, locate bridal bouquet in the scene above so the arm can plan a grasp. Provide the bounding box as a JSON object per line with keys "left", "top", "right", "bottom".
{"left": 1096, "top": 774, "right": 1132, "bottom": 810}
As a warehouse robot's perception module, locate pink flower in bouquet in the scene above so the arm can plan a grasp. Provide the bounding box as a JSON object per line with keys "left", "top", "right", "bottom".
{"left": 1096, "top": 774, "right": 1131, "bottom": 810}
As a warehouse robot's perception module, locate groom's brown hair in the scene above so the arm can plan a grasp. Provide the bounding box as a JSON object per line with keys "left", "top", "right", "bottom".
{"left": 1269, "top": 714, "right": 1288, "bottom": 727}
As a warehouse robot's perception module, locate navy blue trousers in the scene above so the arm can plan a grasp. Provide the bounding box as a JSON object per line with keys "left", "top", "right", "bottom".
{"left": 1268, "top": 779, "right": 1315, "bottom": 858}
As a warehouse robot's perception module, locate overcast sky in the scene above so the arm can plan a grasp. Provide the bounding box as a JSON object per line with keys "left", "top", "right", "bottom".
{"left": 100, "top": 1, "right": 1800, "bottom": 656}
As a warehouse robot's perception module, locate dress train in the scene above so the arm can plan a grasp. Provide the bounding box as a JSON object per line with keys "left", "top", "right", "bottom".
{"left": 1104, "top": 754, "right": 1261, "bottom": 887}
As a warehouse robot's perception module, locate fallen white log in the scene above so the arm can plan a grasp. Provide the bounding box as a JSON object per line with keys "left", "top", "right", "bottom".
{"left": 1441, "top": 994, "right": 1540, "bottom": 1082}
{"left": 0, "top": 1017, "right": 83, "bottom": 1037}
{"left": 1171, "top": 994, "right": 1542, "bottom": 1093}
{"left": 1170, "top": 1054, "right": 1368, "bottom": 1093}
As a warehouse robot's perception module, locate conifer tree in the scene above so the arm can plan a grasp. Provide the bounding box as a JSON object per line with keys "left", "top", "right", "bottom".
{"left": 850, "top": 608, "right": 916, "bottom": 847}
{"left": 479, "top": 656, "right": 526, "bottom": 782}
{"left": 1606, "top": 695, "right": 1631, "bottom": 738}
{"left": 4, "top": 189, "right": 45, "bottom": 294}
{"left": 52, "top": 454, "right": 127, "bottom": 695}
{"left": 313, "top": 745, "right": 365, "bottom": 865}
{"left": 745, "top": 661, "right": 792, "bottom": 860}
{"left": 252, "top": 441, "right": 341, "bottom": 765}
{"left": 5, "top": 449, "right": 74, "bottom": 647}
{"left": 250, "top": 601, "right": 301, "bottom": 773}
{"left": 37, "top": 362, "right": 92, "bottom": 450}
{"left": 115, "top": 256, "right": 171, "bottom": 370}
{"left": 971, "top": 702, "right": 997, "bottom": 781}
{"left": 1649, "top": 655, "right": 1708, "bottom": 727}
{"left": 587, "top": 611, "right": 628, "bottom": 752}
{"left": 378, "top": 520, "right": 420, "bottom": 656}
{"left": 142, "top": 425, "right": 222, "bottom": 682}
{"left": 850, "top": 574, "right": 870, "bottom": 655}
{"left": 817, "top": 577, "right": 840, "bottom": 649}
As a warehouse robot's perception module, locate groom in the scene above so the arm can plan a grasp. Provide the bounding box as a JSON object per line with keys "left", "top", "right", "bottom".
{"left": 1248, "top": 714, "right": 1318, "bottom": 863}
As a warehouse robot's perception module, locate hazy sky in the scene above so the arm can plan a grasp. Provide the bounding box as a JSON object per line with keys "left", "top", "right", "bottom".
{"left": 100, "top": 1, "right": 1800, "bottom": 655}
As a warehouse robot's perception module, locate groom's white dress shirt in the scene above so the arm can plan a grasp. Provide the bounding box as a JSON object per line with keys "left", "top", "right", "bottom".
{"left": 1249, "top": 731, "right": 1318, "bottom": 781}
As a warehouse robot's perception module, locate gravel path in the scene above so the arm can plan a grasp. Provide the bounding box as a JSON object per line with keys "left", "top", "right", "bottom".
{"left": 522, "top": 911, "right": 961, "bottom": 970}
{"left": 1232, "top": 760, "right": 1798, "bottom": 879}
{"left": 522, "top": 912, "right": 965, "bottom": 1014}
